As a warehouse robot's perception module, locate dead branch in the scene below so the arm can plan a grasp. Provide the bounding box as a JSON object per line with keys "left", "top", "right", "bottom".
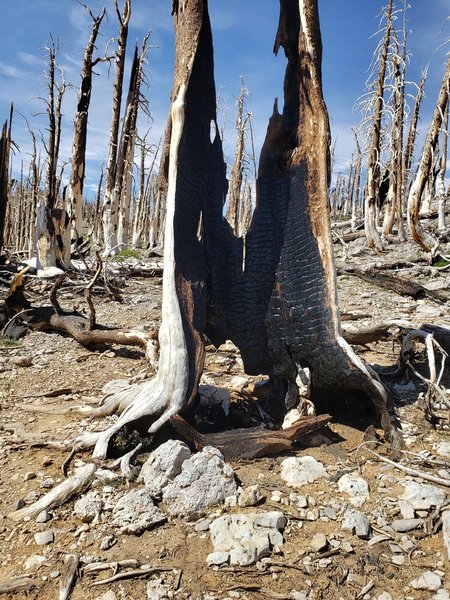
{"left": 0, "top": 576, "right": 39, "bottom": 594}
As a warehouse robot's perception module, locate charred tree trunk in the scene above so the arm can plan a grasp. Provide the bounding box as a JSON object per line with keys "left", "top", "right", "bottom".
{"left": 63, "top": 8, "right": 106, "bottom": 266}
{"left": 364, "top": 0, "right": 393, "bottom": 252}
{"left": 0, "top": 109, "right": 12, "bottom": 257}
{"left": 407, "top": 54, "right": 450, "bottom": 256}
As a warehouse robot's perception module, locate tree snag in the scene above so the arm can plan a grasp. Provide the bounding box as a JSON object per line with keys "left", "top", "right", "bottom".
{"left": 407, "top": 53, "right": 450, "bottom": 257}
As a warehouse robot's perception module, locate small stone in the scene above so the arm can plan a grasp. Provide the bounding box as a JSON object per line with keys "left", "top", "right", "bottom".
{"left": 321, "top": 507, "right": 337, "bottom": 520}
{"left": 238, "top": 485, "right": 262, "bottom": 508}
{"left": 36, "top": 510, "right": 51, "bottom": 523}
{"left": 96, "top": 591, "right": 117, "bottom": 600}
{"left": 398, "top": 500, "right": 415, "bottom": 519}
{"left": 194, "top": 519, "right": 210, "bottom": 532}
{"left": 99, "top": 535, "right": 116, "bottom": 551}
{"left": 74, "top": 492, "right": 103, "bottom": 523}
{"left": 432, "top": 590, "right": 450, "bottom": 600}
{"left": 49, "top": 571, "right": 60, "bottom": 579}
{"left": 206, "top": 551, "right": 229, "bottom": 566}
{"left": 310, "top": 533, "right": 327, "bottom": 553}
{"left": 24, "top": 554, "right": 47, "bottom": 570}
{"left": 138, "top": 439, "right": 191, "bottom": 497}
{"left": 376, "top": 594, "right": 393, "bottom": 600}
{"left": 112, "top": 488, "right": 166, "bottom": 535}
{"left": 391, "top": 518, "right": 422, "bottom": 533}
{"left": 306, "top": 509, "right": 319, "bottom": 521}
{"left": 34, "top": 530, "right": 54, "bottom": 546}
{"left": 11, "top": 498, "right": 25, "bottom": 511}
{"left": 341, "top": 508, "right": 370, "bottom": 538}
{"left": 391, "top": 555, "right": 405, "bottom": 566}
{"left": 40, "top": 478, "right": 55, "bottom": 489}
{"left": 410, "top": 571, "right": 442, "bottom": 591}
{"left": 10, "top": 356, "right": 32, "bottom": 367}
{"left": 337, "top": 474, "right": 369, "bottom": 507}
{"left": 24, "top": 472, "right": 36, "bottom": 481}
{"left": 280, "top": 456, "right": 326, "bottom": 487}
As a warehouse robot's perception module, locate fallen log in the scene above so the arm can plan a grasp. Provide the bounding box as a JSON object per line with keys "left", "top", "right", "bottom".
{"left": 170, "top": 413, "right": 332, "bottom": 460}
{"left": 0, "top": 576, "right": 38, "bottom": 594}
{"left": 337, "top": 264, "right": 448, "bottom": 304}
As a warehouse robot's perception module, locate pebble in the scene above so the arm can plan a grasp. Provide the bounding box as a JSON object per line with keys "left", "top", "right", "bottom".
{"left": 391, "top": 518, "right": 422, "bottom": 533}
{"left": 410, "top": 571, "right": 442, "bottom": 591}
{"left": 95, "top": 591, "right": 117, "bottom": 600}
{"left": 40, "top": 478, "right": 55, "bottom": 489}
{"left": 34, "top": 530, "right": 54, "bottom": 546}
{"left": 341, "top": 509, "right": 371, "bottom": 538}
{"left": 24, "top": 554, "right": 47, "bottom": 570}
{"left": 24, "top": 471, "right": 36, "bottom": 481}
{"left": 36, "top": 510, "right": 51, "bottom": 524}
{"left": 99, "top": 535, "right": 116, "bottom": 551}
{"left": 11, "top": 498, "right": 25, "bottom": 511}
{"left": 310, "top": 532, "right": 327, "bottom": 552}
{"left": 337, "top": 473, "right": 369, "bottom": 507}
{"left": 238, "top": 485, "right": 262, "bottom": 508}
{"left": 280, "top": 456, "right": 327, "bottom": 487}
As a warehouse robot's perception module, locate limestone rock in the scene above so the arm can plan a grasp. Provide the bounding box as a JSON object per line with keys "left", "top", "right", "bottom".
{"left": 209, "top": 511, "right": 286, "bottom": 566}
{"left": 341, "top": 508, "right": 370, "bottom": 538}
{"left": 162, "top": 446, "right": 238, "bottom": 518}
{"left": 400, "top": 481, "right": 446, "bottom": 511}
{"left": 410, "top": 571, "right": 442, "bottom": 591}
{"left": 391, "top": 518, "right": 422, "bottom": 533}
{"left": 238, "top": 485, "right": 262, "bottom": 508}
{"left": 280, "top": 456, "right": 327, "bottom": 487}
{"left": 112, "top": 488, "right": 166, "bottom": 534}
{"left": 24, "top": 554, "right": 47, "bottom": 570}
{"left": 337, "top": 473, "right": 369, "bottom": 507}
{"left": 34, "top": 530, "right": 54, "bottom": 545}
{"left": 74, "top": 491, "right": 103, "bottom": 523}
{"left": 138, "top": 439, "right": 191, "bottom": 497}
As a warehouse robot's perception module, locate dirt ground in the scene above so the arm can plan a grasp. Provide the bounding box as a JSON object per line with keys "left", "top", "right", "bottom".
{"left": 1, "top": 236, "right": 450, "bottom": 600}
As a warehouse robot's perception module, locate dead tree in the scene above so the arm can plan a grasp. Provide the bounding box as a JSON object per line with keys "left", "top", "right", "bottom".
{"left": 117, "top": 35, "right": 151, "bottom": 249}
{"left": 364, "top": 0, "right": 393, "bottom": 251}
{"left": 351, "top": 129, "right": 362, "bottom": 230}
{"left": 35, "top": 40, "right": 66, "bottom": 271}
{"left": 102, "top": 0, "right": 131, "bottom": 255}
{"left": 437, "top": 101, "right": 449, "bottom": 231}
{"left": 407, "top": 53, "right": 450, "bottom": 257}
{"left": 62, "top": 8, "right": 107, "bottom": 266}
{"left": 131, "top": 135, "right": 160, "bottom": 248}
{"left": 403, "top": 66, "right": 427, "bottom": 195}
{"left": 0, "top": 108, "right": 12, "bottom": 257}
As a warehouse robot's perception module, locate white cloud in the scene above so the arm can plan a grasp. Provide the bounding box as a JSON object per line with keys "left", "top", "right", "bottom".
{"left": 0, "top": 61, "right": 25, "bottom": 79}
{"left": 18, "top": 52, "right": 42, "bottom": 67}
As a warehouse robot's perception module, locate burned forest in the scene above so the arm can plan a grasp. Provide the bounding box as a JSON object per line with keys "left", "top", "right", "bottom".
{"left": 1, "top": 1, "right": 450, "bottom": 599}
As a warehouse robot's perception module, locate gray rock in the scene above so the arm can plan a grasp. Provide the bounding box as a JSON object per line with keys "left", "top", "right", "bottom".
{"left": 112, "top": 488, "right": 166, "bottom": 534}
{"left": 432, "top": 590, "right": 450, "bottom": 600}
{"left": 337, "top": 474, "right": 369, "bottom": 507}
{"left": 138, "top": 439, "right": 191, "bottom": 497}
{"left": 442, "top": 510, "right": 450, "bottom": 560}
{"left": 280, "top": 456, "right": 327, "bottom": 487}
{"left": 36, "top": 510, "right": 51, "bottom": 523}
{"left": 147, "top": 580, "right": 170, "bottom": 600}
{"left": 74, "top": 491, "right": 103, "bottom": 523}
{"left": 34, "top": 530, "right": 54, "bottom": 545}
{"left": 341, "top": 508, "right": 371, "bottom": 538}
{"left": 391, "top": 518, "right": 422, "bottom": 533}
{"left": 398, "top": 500, "right": 415, "bottom": 519}
{"left": 434, "top": 441, "right": 450, "bottom": 458}
{"left": 400, "top": 481, "right": 446, "bottom": 511}
{"left": 96, "top": 591, "right": 117, "bottom": 600}
{"left": 209, "top": 511, "right": 286, "bottom": 566}
{"left": 11, "top": 498, "right": 25, "bottom": 511}
{"left": 310, "top": 532, "right": 327, "bottom": 552}
{"left": 162, "top": 446, "right": 238, "bottom": 518}
{"left": 410, "top": 571, "right": 442, "bottom": 591}
{"left": 206, "top": 551, "right": 230, "bottom": 566}
{"left": 99, "top": 534, "right": 116, "bottom": 551}
{"left": 376, "top": 594, "right": 392, "bottom": 600}
{"left": 24, "top": 554, "right": 47, "bottom": 570}
{"left": 238, "top": 485, "right": 262, "bottom": 508}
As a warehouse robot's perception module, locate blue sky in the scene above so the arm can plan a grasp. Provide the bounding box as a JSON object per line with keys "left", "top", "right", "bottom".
{"left": 0, "top": 0, "right": 448, "bottom": 197}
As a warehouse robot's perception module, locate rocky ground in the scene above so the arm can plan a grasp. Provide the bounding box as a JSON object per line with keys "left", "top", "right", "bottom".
{"left": 1, "top": 236, "right": 450, "bottom": 600}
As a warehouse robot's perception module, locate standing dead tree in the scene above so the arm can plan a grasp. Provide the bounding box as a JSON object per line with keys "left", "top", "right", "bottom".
{"left": 62, "top": 7, "right": 107, "bottom": 267}
{"left": 0, "top": 108, "right": 12, "bottom": 258}
{"left": 364, "top": 0, "right": 393, "bottom": 252}
{"left": 35, "top": 40, "right": 67, "bottom": 271}
{"left": 9, "top": 0, "right": 399, "bottom": 520}
{"left": 351, "top": 129, "right": 362, "bottom": 230}
{"left": 407, "top": 53, "right": 450, "bottom": 257}
{"left": 437, "top": 101, "right": 449, "bottom": 231}
{"left": 102, "top": 0, "right": 131, "bottom": 255}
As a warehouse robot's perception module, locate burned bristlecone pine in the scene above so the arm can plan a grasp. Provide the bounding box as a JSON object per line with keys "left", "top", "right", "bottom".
{"left": 203, "top": 0, "right": 393, "bottom": 437}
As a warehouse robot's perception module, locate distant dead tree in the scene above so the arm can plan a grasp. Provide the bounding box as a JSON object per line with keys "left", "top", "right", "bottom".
{"left": 35, "top": 39, "right": 67, "bottom": 271}
{"left": 407, "top": 53, "right": 450, "bottom": 258}
{"left": 437, "top": 101, "right": 449, "bottom": 231}
{"left": 62, "top": 7, "right": 107, "bottom": 266}
{"left": 364, "top": 0, "right": 393, "bottom": 252}
{"left": 102, "top": 0, "right": 131, "bottom": 256}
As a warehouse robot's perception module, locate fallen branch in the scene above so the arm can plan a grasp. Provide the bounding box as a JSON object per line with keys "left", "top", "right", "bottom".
{"left": 91, "top": 566, "right": 173, "bottom": 586}
{"left": 170, "top": 413, "right": 332, "bottom": 460}
{"left": 0, "top": 576, "right": 38, "bottom": 594}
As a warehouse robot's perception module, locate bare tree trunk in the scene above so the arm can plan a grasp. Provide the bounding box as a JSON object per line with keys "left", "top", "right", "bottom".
{"left": 63, "top": 9, "right": 106, "bottom": 266}
{"left": 102, "top": 0, "right": 131, "bottom": 255}
{"left": 364, "top": 0, "right": 393, "bottom": 251}
{"left": 403, "top": 66, "right": 427, "bottom": 195}
{"left": 0, "top": 108, "right": 12, "bottom": 256}
{"left": 36, "top": 42, "right": 66, "bottom": 272}
{"left": 437, "top": 102, "right": 448, "bottom": 231}
{"left": 226, "top": 77, "right": 248, "bottom": 236}
{"left": 407, "top": 54, "right": 450, "bottom": 256}
{"left": 351, "top": 129, "right": 362, "bottom": 231}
